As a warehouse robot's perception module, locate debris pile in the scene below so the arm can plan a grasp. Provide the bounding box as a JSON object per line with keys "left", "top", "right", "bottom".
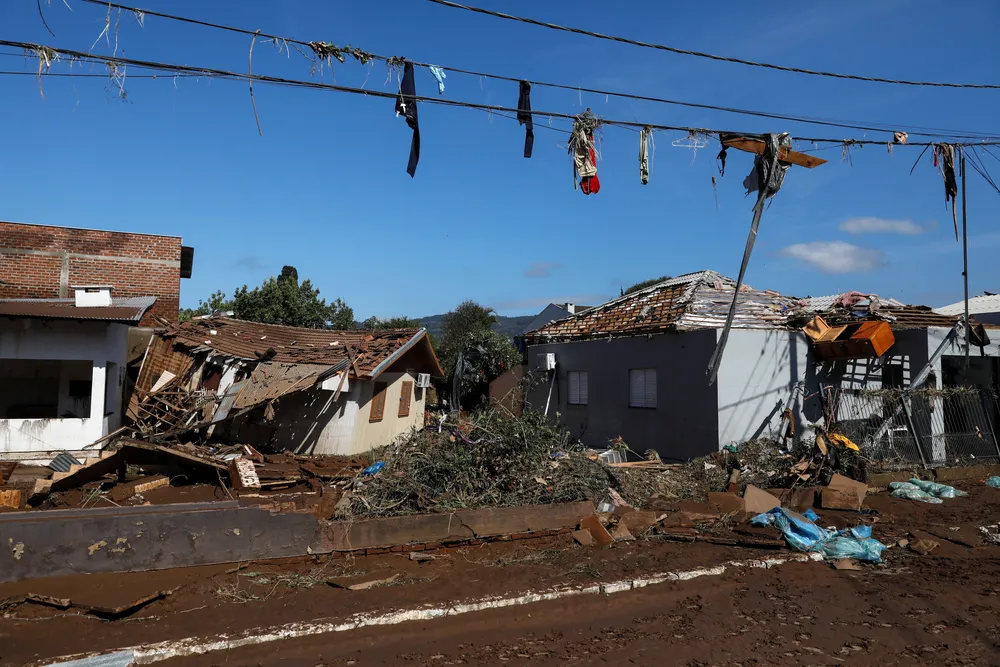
{"left": 349, "top": 408, "right": 659, "bottom": 517}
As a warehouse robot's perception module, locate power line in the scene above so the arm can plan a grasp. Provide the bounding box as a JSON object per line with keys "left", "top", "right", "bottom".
{"left": 428, "top": 0, "right": 1000, "bottom": 90}
{"left": 7, "top": 39, "right": 1000, "bottom": 149}
{"left": 61, "top": 0, "right": 1000, "bottom": 140}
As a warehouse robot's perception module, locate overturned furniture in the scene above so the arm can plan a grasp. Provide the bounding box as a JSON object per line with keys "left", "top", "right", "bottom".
{"left": 803, "top": 315, "right": 895, "bottom": 361}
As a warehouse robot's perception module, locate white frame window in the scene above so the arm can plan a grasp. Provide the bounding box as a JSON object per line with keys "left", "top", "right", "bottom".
{"left": 567, "top": 371, "right": 588, "bottom": 405}
{"left": 629, "top": 369, "right": 656, "bottom": 408}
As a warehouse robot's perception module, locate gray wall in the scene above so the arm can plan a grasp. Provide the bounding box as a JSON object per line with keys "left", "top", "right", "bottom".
{"left": 527, "top": 330, "right": 718, "bottom": 461}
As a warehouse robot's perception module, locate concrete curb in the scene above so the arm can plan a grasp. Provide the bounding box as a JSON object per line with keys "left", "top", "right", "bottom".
{"left": 41, "top": 552, "right": 823, "bottom": 666}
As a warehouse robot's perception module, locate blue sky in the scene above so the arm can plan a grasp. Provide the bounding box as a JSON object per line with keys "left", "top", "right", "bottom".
{"left": 1, "top": 0, "right": 998, "bottom": 318}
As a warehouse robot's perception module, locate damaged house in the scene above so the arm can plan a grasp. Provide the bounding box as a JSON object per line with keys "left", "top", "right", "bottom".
{"left": 130, "top": 317, "right": 444, "bottom": 455}
{"left": 0, "top": 286, "right": 156, "bottom": 456}
{"left": 524, "top": 271, "right": 1000, "bottom": 462}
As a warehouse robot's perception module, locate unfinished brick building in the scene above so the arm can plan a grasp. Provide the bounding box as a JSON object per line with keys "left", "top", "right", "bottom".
{"left": 0, "top": 221, "right": 192, "bottom": 326}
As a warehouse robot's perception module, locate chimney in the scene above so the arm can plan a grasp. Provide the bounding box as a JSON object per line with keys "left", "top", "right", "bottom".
{"left": 74, "top": 285, "right": 113, "bottom": 307}
{"left": 566, "top": 303, "right": 576, "bottom": 314}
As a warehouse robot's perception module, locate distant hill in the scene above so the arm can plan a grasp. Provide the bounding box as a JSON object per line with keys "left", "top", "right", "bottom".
{"left": 418, "top": 314, "right": 535, "bottom": 339}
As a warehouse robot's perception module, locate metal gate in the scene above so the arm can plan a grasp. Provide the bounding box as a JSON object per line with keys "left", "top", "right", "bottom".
{"left": 829, "top": 386, "right": 1000, "bottom": 468}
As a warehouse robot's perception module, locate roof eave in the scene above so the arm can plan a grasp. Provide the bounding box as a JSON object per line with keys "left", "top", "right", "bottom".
{"left": 368, "top": 329, "right": 444, "bottom": 380}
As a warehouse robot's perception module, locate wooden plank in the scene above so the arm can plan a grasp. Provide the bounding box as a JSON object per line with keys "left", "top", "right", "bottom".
{"left": 722, "top": 136, "right": 827, "bottom": 168}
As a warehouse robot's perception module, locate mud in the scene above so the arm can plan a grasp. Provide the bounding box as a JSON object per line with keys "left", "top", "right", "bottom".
{"left": 3, "top": 482, "right": 1000, "bottom": 666}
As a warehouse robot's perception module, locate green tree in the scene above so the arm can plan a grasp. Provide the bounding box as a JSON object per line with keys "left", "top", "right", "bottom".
{"left": 439, "top": 300, "right": 498, "bottom": 374}
{"left": 231, "top": 265, "right": 354, "bottom": 329}
{"left": 454, "top": 328, "right": 521, "bottom": 408}
{"left": 179, "top": 289, "right": 234, "bottom": 322}
{"left": 623, "top": 275, "right": 672, "bottom": 295}
{"left": 360, "top": 315, "right": 422, "bottom": 329}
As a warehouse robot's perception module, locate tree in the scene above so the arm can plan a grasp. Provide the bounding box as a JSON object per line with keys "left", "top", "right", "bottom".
{"left": 179, "top": 289, "right": 234, "bottom": 322}
{"left": 230, "top": 265, "right": 354, "bottom": 329}
{"left": 623, "top": 275, "right": 672, "bottom": 295}
{"left": 452, "top": 328, "right": 521, "bottom": 409}
{"left": 360, "top": 315, "right": 422, "bottom": 329}
{"left": 439, "top": 300, "right": 498, "bottom": 374}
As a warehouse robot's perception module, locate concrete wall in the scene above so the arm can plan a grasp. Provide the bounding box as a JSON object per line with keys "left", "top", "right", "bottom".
{"left": 0, "top": 318, "right": 128, "bottom": 453}
{"left": 351, "top": 372, "right": 426, "bottom": 453}
{"left": 527, "top": 331, "right": 719, "bottom": 461}
{"left": 0, "top": 221, "right": 184, "bottom": 325}
{"left": 716, "top": 329, "right": 810, "bottom": 447}
{"left": 228, "top": 371, "right": 427, "bottom": 457}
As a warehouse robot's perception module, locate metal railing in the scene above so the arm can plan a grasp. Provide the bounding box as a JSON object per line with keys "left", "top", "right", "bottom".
{"left": 828, "top": 386, "right": 1000, "bottom": 468}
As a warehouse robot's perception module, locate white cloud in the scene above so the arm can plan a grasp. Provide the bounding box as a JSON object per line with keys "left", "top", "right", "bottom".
{"left": 523, "top": 262, "right": 563, "bottom": 278}
{"left": 839, "top": 216, "right": 925, "bottom": 235}
{"left": 779, "top": 241, "right": 886, "bottom": 274}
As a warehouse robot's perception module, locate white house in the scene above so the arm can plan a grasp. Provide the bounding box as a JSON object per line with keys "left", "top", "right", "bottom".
{"left": 0, "top": 287, "right": 156, "bottom": 457}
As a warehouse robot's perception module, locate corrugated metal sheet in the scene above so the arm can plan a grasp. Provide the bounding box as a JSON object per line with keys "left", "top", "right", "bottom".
{"left": 232, "top": 361, "right": 340, "bottom": 409}
{"left": 0, "top": 296, "right": 156, "bottom": 323}
{"left": 936, "top": 294, "right": 1000, "bottom": 316}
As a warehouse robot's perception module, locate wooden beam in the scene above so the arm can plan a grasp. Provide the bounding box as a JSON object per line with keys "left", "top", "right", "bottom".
{"left": 721, "top": 136, "right": 827, "bottom": 168}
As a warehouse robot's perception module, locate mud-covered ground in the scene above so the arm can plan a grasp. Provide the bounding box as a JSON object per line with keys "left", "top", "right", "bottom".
{"left": 5, "top": 483, "right": 1000, "bottom": 666}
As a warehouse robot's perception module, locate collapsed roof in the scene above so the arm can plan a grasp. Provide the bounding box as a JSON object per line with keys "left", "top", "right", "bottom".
{"left": 524, "top": 270, "right": 993, "bottom": 343}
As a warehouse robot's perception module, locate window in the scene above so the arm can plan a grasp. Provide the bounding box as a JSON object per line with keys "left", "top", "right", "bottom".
{"left": 629, "top": 369, "right": 657, "bottom": 408}
{"left": 369, "top": 382, "right": 388, "bottom": 422}
{"left": 567, "top": 371, "right": 588, "bottom": 405}
{"left": 398, "top": 381, "right": 414, "bottom": 417}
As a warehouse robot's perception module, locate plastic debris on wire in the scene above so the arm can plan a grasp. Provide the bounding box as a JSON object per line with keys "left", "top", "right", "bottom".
{"left": 985, "top": 476, "right": 1000, "bottom": 488}
{"left": 750, "top": 507, "right": 886, "bottom": 563}
{"left": 362, "top": 461, "right": 386, "bottom": 477}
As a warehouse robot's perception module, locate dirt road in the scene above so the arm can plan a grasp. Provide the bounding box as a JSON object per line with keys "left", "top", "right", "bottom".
{"left": 7, "top": 485, "right": 1000, "bottom": 666}
{"left": 166, "top": 551, "right": 1000, "bottom": 666}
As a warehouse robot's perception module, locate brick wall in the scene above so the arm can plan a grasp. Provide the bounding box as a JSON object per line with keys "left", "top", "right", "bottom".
{"left": 0, "top": 221, "right": 183, "bottom": 326}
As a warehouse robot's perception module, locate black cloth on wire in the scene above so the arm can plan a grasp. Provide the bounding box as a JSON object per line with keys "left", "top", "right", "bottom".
{"left": 517, "top": 80, "right": 534, "bottom": 158}
{"left": 395, "top": 61, "right": 420, "bottom": 177}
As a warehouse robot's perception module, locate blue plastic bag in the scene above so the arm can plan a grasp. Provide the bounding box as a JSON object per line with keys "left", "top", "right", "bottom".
{"left": 750, "top": 507, "right": 886, "bottom": 563}
{"left": 803, "top": 509, "right": 820, "bottom": 522}
{"left": 986, "top": 476, "right": 1000, "bottom": 488}
{"left": 363, "top": 461, "right": 385, "bottom": 477}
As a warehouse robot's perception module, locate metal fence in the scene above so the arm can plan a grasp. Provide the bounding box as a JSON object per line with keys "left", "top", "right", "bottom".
{"left": 829, "top": 386, "right": 1000, "bottom": 468}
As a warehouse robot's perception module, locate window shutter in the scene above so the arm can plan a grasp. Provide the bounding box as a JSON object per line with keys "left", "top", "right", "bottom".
{"left": 644, "top": 369, "right": 656, "bottom": 408}
{"left": 630, "top": 369, "right": 655, "bottom": 408}
{"left": 399, "top": 381, "right": 413, "bottom": 417}
{"left": 370, "top": 382, "right": 387, "bottom": 422}
{"left": 568, "top": 372, "right": 580, "bottom": 404}
{"left": 579, "top": 372, "right": 588, "bottom": 405}
{"left": 629, "top": 370, "right": 644, "bottom": 407}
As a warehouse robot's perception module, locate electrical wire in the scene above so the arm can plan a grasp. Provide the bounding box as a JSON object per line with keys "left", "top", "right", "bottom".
{"left": 7, "top": 39, "right": 1000, "bottom": 149}
{"left": 428, "top": 0, "right": 1000, "bottom": 90}
{"left": 60, "top": 0, "right": 1000, "bottom": 140}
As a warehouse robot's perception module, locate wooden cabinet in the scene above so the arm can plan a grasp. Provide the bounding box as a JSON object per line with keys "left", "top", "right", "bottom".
{"left": 804, "top": 316, "right": 895, "bottom": 361}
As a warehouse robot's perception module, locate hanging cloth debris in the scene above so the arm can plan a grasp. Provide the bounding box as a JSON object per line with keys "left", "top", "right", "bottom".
{"left": 707, "top": 132, "right": 792, "bottom": 384}
{"left": 936, "top": 144, "right": 959, "bottom": 240}
{"left": 428, "top": 65, "right": 446, "bottom": 95}
{"left": 517, "top": 80, "right": 534, "bottom": 158}
{"left": 893, "top": 131, "right": 908, "bottom": 144}
{"left": 639, "top": 126, "right": 651, "bottom": 184}
{"left": 394, "top": 60, "right": 420, "bottom": 177}
{"left": 569, "top": 110, "right": 601, "bottom": 194}
{"left": 716, "top": 144, "right": 728, "bottom": 177}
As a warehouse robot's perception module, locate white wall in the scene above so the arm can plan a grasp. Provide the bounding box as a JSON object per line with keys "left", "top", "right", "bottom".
{"left": 0, "top": 318, "right": 128, "bottom": 453}
{"left": 349, "top": 372, "right": 426, "bottom": 454}
{"left": 716, "top": 329, "right": 810, "bottom": 448}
